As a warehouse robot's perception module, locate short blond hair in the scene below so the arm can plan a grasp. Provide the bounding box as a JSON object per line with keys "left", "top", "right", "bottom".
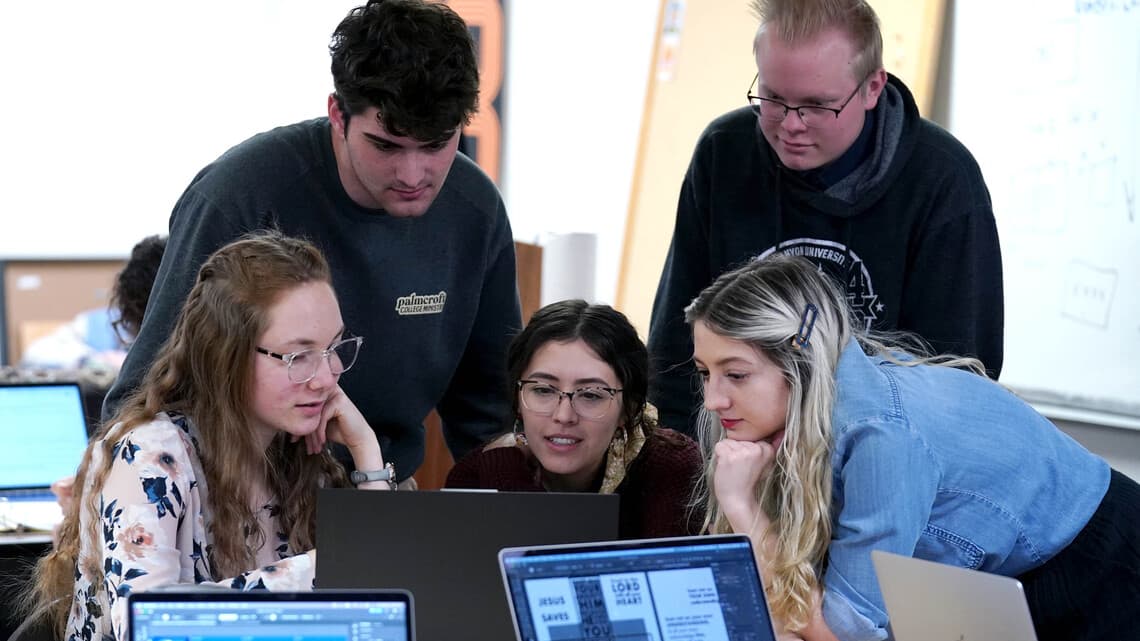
{"left": 752, "top": 0, "right": 884, "bottom": 84}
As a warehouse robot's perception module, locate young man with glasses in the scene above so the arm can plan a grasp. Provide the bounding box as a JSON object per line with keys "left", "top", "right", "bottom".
{"left": 103, "top": 0, "right": 521, "bottom": 487}
{"left": 648, "top": 0, "right": 1003, "bottom": 437}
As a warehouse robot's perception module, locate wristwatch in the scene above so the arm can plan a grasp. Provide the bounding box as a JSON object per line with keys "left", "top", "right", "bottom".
{"left": 350, "top": 462, "right": 397, "bottom": 490}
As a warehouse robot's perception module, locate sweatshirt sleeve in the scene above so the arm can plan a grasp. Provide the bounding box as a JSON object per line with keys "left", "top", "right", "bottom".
{"left": 898, "top": 201, "right": 1004, "bottom": 378}
{"left": 647, "top": 146, "right": 713, "bottom": 437}
{"left": 436, "top": 207, "right": 523, "bottom": 459}
{"left": 102, "top": 186, "right": 256, "bottom": 421}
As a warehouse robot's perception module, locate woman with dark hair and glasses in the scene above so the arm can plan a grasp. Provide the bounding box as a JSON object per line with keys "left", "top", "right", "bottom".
{"left": 23, "top": 232, "right": 393, "bottom": 641}
{"left": 446, "top": 299, "right": 703, "bottom": 539}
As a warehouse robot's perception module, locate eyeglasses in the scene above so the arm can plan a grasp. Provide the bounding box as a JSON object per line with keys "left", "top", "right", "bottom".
{"left": 110, "top": 318, "right": 135, "bottom": 348}
{"left": 517, "top": 380, "right": 622, "bottom": 420}
{"left": 256, "top": 336, "right": 363, "bottom": 384}
{"left": 747, "top": 73, "right": 867, "bottom": 128}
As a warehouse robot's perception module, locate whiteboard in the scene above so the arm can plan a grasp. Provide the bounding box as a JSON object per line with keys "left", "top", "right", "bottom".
{"left": 945, "top": 0, "right": 1140, "bottom": 420}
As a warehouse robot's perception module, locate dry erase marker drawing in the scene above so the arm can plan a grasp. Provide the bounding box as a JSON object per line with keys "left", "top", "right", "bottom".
{"left": 1061, "top": 261, "right": 1117, "bottom": 328}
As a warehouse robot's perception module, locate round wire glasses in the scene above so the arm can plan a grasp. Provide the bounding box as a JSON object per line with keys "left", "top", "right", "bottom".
{"left": 256, "top": 336, "right": 363, "bottom": 384}
{"left": 517, "top": 379, "right": 622, "bottom": 419}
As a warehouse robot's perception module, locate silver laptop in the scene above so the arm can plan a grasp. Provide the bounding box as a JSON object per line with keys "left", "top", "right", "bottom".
{"left": 499, "top": 534, "right": 778, "bottom": 641}
{"left": 0, "top": 381, "right": 90, "bottom": 531}
{"left": 127, "top": 589, "right": 414, "bottom": 641}
{"left": 871, "top": 549, "right": 1039, "bottom": 641}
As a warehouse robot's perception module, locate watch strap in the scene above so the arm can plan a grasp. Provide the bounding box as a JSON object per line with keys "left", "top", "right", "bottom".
{"left": 350, "top": 462, "right": 396, "bottom": 488}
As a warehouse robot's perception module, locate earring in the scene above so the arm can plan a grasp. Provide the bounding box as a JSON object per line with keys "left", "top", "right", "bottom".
{"left": 610, "top": 426, "right": 627, "bottom": 450}
{"left": 513, "top": 418, "right": 528, "bottom": 446}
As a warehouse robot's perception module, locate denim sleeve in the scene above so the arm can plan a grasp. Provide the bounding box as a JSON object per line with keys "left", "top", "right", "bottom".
{"left": 821, "top": 571, "right": 888, "bottom": 641}
{"left": 822, "top": 417, "right": 941, "bottom": 640}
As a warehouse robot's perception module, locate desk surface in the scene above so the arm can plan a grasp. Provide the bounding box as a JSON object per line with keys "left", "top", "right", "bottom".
{"left": 0, "top": 536, "right": 51, "bottom": 639}
{"left": 1, "top": 498, "right": 64, "bottom": 536}
{"left": 0, "top": 531, "right": 52, "bottom": 545}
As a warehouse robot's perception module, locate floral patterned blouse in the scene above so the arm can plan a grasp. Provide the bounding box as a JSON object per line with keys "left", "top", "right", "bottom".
{"left": 66, "top": 412, "right": 315, "bottom": 641}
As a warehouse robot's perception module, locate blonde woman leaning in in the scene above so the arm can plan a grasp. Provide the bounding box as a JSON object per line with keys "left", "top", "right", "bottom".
{"left": 687, "top": 254, "right": 1139, "bottom": 641}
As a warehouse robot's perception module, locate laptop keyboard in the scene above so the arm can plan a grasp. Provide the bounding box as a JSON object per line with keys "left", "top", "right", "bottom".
{"left": 0, "top": 489, "right": 56, "bottom": 502}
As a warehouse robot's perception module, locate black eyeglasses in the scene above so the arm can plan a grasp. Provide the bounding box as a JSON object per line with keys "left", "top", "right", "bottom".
{"left": 517, "top": 380, "right": 622, "bottom": 420}
{"left": 110, "top": 317, "right": 135, "bottom": 348}
{"left": 747, "top": 73, "right": 867, "bottom": 128}
{"left": 256, "top": 336, "right": 363, "bottom": 384}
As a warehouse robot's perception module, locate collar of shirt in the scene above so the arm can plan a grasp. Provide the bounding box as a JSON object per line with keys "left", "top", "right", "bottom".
{"left": 793, "top": 105, "right": 877, "bottom": 190}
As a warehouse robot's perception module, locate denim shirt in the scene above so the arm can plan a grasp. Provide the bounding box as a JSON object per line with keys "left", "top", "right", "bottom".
{"left": 820, "top": 340, "right": 1109, "bottom": 641}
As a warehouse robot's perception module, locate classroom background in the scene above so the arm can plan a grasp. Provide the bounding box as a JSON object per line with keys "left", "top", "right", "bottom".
{"left": 1, "top": 0, "right": 1137, "bottom": 478}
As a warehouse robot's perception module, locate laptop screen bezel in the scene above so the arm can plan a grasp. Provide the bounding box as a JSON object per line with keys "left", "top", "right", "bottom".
{"left": 0, "top": 380, "right": 90, "bottom": 491}
{"left": 126, "top": 589, "right": 415, "bottom": 641}
{"left": 498, "top": 533, "right": 776, "bottom": 641}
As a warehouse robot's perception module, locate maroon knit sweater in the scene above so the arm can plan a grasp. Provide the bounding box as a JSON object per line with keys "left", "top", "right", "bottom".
{"left": 445, "top": 428, "right": 704, "bottom": 539}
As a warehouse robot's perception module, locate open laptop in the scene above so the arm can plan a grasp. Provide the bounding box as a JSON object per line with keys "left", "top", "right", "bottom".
{"left": 0, "top": 381, "right": 90, "bottom": 531}
{"left": 499, "top": 534, "right": 778, "bottom": 641}
{"left": 316, "top": 489, "right": 620, "bottom": 641}
{"left": 871, "top": 549, "right": 1039, "bottom": 641}
{"left": 128, "top": 589, "right": 414, "bottom": 641}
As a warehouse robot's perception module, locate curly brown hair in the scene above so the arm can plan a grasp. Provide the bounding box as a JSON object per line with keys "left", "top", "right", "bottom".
{"left": 109, "top": 234, "right": 166, "bottom": 343}
{"left": 25, "top": 231, "right": 351, "bottom": 638}
{"left": 330, "top": 0, "right": 479, "bottom": 140}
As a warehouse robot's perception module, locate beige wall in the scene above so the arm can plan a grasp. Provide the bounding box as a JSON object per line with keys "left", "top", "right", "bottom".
{"left": 3, "top": 260, "right": 124, "bottom": 365}
{"left": 616, "top": 0, "right": 758, "bottom": 335}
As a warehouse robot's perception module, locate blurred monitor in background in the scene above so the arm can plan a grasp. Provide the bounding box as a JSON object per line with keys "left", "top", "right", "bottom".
{"left": 20, "top": 235, "right": 166, "bottom": 373}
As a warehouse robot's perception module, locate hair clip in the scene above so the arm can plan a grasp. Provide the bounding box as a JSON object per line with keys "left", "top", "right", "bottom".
{"left": 792, "top": 303, "right": 818, "bottom": 349}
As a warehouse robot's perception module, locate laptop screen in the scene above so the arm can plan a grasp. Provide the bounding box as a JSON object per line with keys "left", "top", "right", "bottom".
{"left": 500, "top": 534, "right": 777, "bottom": 641}
{"left": 128, "top": 590, "right": 414, "bottom": 641}
{"left": 0, "top": 382, "right": 90, "bottom": 490}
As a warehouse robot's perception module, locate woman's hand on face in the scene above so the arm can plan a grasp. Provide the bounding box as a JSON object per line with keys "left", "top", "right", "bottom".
{"left": 51, "top": 475, "right": 76, "bottom": 513}
{"left": 50, "top": 475, "right": 77, "bottom": 547}
{"left": 302, "top": 385, "right": 374, "bottom": 456}
{"left": 712, "top": 438, "right": 777, "bottom": 519}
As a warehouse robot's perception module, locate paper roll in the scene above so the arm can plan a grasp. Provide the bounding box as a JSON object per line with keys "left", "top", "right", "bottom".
{"left": 540, "top": 232, "right": 597, "bottom": 306}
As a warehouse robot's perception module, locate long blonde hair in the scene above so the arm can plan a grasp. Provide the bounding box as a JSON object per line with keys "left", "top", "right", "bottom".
{"left": 27, "top": 231, "right": 351, "bottom": 637}
{"left": 684, "top": 254, "right": 982, "bottom": 631}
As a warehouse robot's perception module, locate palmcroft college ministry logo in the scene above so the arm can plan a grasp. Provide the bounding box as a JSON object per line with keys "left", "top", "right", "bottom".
{"left": 395, "top": 291, "right": 447, "bottom": 316}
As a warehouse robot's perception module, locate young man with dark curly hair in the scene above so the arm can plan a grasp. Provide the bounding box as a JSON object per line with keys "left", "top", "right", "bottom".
{"left": 104, "top": 0, "right": 521, "bottom": 486}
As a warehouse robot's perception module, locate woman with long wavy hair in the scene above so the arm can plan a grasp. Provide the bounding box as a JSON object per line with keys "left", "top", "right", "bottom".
{"left": 23, "top": 232, "right": 393, "bottom": 641}
{"left": 686, "top": 254, "right": 1139, "bottom": 641}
